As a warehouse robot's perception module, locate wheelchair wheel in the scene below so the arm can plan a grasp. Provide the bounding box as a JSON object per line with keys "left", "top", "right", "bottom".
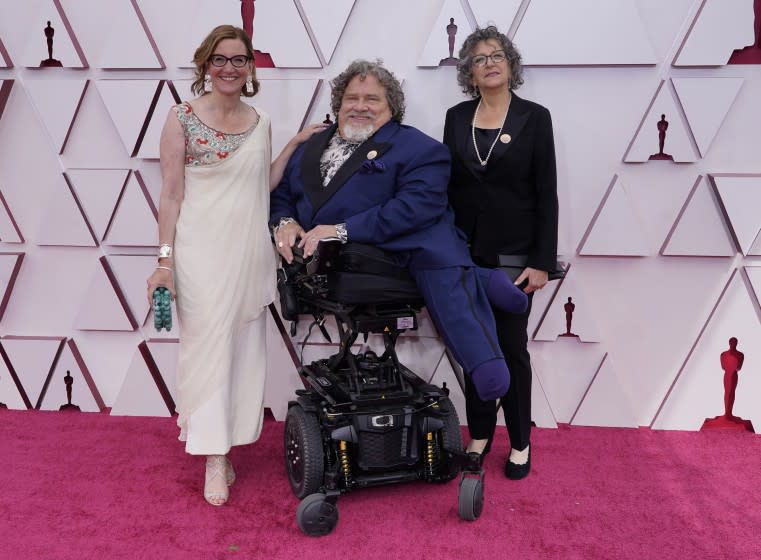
{"left": 438, "top": 398, "right": 463, "bottom": 481}
{"left": 296, "top": 492, "right": 339, "bottom": 537}
{"left": 284, "top": 405, "right": 324, "bottom": 499}
{"left": 458, "top": 476, "right": 484, "bottom": 521}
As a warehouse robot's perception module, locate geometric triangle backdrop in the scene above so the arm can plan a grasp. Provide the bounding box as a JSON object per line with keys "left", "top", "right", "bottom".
{"left": 672, "top": 77, "right": 744, "bottom": 157}
{"left": 660, "top": 175, "right": 736, "bottom": 257}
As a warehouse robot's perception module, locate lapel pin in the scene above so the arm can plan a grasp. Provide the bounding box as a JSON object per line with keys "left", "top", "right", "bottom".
{"left": 500, "top": 134, "right": 511, "bottom": 144}
{"left": 367, "top": 150, "right": 378, "bottom": 160}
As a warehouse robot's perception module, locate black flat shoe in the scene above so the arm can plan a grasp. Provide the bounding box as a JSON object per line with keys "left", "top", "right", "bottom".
{"left": 464, "top": 436, "right": 493, "bottom": 458}
{"left": 505, "top": 448, "right": 530, "bottom": 480}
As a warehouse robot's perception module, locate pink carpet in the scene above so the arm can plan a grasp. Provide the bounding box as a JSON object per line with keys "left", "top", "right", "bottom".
{"left": 2, "top": 409, "right": 760, "bottom": 560}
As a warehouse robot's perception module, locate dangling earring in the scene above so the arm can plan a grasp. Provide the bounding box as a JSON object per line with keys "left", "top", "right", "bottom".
{"left": 204, "top": 74, "right": 212, "bottom": 93}
{"left": 245, "top": 76, "right": 254, "bottom": 94}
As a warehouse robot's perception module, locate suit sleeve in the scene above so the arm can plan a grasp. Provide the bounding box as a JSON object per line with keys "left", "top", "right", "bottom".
{"left": 527, "top": 106, "right": 559, "bottom": 272}
{"left": 269, "top": 149, "right": 299, "bottom": 228}
{"left": 343, "top": 140, "right": 451, "bottom": 244}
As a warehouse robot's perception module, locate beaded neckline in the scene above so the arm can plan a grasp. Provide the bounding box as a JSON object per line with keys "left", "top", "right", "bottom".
{"left": 182, "top": 102, "right": 259, "bottom": 136}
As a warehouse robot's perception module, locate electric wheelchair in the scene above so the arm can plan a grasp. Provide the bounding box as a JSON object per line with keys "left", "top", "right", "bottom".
{"left": 276, "top": 240, "right": 486, "bottom": 536}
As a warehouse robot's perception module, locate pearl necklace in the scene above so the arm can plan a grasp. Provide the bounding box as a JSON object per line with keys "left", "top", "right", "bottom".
{"left": 471, "top": 94, "right": 512, "bottom": 166}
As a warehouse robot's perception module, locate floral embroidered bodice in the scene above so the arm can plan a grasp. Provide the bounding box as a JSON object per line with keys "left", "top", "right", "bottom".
{"left": 172, "top": 101, "right": 259, "bottom": 166}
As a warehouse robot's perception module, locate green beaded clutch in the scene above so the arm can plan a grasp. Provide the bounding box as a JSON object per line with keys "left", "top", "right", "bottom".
{"left": 153, "top": 287, "right": 172, "bottom": 331}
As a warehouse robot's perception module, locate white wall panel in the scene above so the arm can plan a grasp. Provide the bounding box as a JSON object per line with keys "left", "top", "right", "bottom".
{"left": 0, "top": 349, "right": 27, "bottom": 409}
{"left": 0, "top": 337, "right": 64, "bottom": 408}
{"left": 135, "top": 83, "right": 178, "bottom": 160}
{"left": 713, "top": 175, "right": 761, "bottom": 256}
{"left": 578, "top": 175, "right": 651, "bottom": 257}
{"left": 624, "top": 81, "right": 699, "bottom": 163}
{"left": 35, "top": 174, "right": 96, "bottom": 247}
{"left": 23, "top": 78, "right": 87, "bottom": 153}
{"left": 572, "top": 355, "right": 639, "bottom": 428}
{"left": 97, "top": 0, "right": 163, "bottom": 69}
{"left": 60, "top": 84, "right": 134, "bottom": 169}
{"left": 528, "top": 365, "right": 558, "bottom": 429}
{"left": 661, "top": 176, "right": 735, "bottom": 257}
{"left": 65, "top": 169, "right": 129, "bottom": 242}
{"left": 0, "top": 191, "right": 23, "bottom": 243}
{"left": 102, "top": 173, "right": 158, "bottom": 247}
{"left": 672, "top": 77, "right": 744, "bottom": 157}
{"left": 111, "top": 343, "right": 173, "bottom": 417}
{"left": 417, "top": 0, "right": 473, "bottom": 67}
{"left": 653, "top": 271, "right": 761, "bottom": 430}
{"left": 530, "top": 339, "right": 605, "bottom": 424}
{"left": 178, "top": 0, "right": 320, "bottom": 69}
{"left": 514, "top": 0, "right": 657, "bottom": 65}
{"left": 73, "top": 259, "right": 135, "bottom": 332}
{"left": 18, "top": 0, "right": 87, "bottom": 68}
{"left": 145, "top": 339, "right": 178, "bottom": 403}
{"left": 674, "top": 0, "right": 756, "bottom": 66}
{"left": 39, "top": 340, "right": 103, "bottom": 412}
{"left": 635, "top": 0, "right": 696, "bottom": 62}
{"left": 298, "top": 0, "right": 356, "bottom": 64}
{"left": 468, "top": 0, "right": 523, "bottom": 36}
{"left": 95, "top": 80, "right": 161, "bottom": 157}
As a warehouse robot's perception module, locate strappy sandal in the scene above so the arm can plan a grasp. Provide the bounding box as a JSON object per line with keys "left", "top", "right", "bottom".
{"left": 225, "top": 456, "right": 236, "bottom": 486}
{"left": 204, "top": 455, "right": 229, "bottom": 506}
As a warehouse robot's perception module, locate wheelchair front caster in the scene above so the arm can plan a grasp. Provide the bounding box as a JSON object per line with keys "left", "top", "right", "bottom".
{"left": 296, "top": 492, "right": 339, "bottom": 536}
{"left": 458, "top": 475, "right": 484, "bottom": 521}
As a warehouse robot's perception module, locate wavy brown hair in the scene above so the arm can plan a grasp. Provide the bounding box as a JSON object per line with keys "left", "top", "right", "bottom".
{"left": 190, "top": 25, "right": 259, "bottom": 97}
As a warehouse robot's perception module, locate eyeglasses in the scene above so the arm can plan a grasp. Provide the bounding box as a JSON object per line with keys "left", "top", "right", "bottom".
{"left": 471, "top": 51, "right": 507, "bottom": 67}
{"left": 209, "top": 54, "right": 251, "bottom": 68}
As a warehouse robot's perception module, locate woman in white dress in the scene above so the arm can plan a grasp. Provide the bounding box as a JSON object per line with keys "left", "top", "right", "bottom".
{"left": 146, "top": 25, "right": 324, "bottom": 506}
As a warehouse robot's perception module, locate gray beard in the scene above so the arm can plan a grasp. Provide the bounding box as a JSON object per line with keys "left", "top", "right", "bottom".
{"left": 342, "top": 122, "right": 374, "bottom": 142}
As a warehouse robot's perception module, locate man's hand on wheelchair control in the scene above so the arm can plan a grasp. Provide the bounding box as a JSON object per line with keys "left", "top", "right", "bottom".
{"left": 274, "top": 221, "right": 305, "bottom": 264}
{"left": 298, "top": 225, "right": 339, "bottom": 259}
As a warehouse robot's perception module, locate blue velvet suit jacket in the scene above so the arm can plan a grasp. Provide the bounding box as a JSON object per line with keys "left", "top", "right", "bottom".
{"left": 270, "top": 120, "right": 473, "bottom": 272}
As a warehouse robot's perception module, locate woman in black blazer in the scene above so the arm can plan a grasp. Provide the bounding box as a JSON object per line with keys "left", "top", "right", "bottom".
{"left": 443, "top": 26, "right": 558, "bottom": 479}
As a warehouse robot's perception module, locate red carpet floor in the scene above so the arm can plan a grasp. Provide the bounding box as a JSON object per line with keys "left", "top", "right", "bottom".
{"left": 2, "top": 409, "right": 760, "bottom": 560}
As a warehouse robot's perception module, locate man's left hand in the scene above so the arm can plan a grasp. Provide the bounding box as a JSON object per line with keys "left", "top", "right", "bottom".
{"left": 514, "top": 267, "right": 548, "bottom": 294}
{"left": 298, "top": 224, "right": 338, "bottom": 258}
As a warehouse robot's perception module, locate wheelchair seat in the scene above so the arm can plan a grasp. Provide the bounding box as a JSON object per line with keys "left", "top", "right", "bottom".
{"left": 279, "top": 239, "right": 422, "bottom": 309}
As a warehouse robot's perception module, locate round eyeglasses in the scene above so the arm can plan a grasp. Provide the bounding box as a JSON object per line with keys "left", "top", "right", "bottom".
{"left": 471, "top": 51, "right": 507, "bottom": 67}
{"left": 209, "top": 54, "right": 251, "bottom": 68}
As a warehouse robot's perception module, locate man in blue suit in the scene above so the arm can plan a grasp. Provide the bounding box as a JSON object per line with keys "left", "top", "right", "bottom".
{"left": 270, "top": 59, "right": 526, "bottom": 402}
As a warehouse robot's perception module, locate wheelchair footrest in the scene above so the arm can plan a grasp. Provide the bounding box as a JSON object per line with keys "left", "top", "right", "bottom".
{"left": 353, "top": 470, "right": 422, "bottom": 488}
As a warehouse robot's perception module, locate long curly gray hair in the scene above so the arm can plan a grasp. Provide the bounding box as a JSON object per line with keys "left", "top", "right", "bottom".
{"left": 330, "top": 59, "right": 405, "bottom": 123}
{"left": 456, "top": 26, "right": 524, "bottom": 98}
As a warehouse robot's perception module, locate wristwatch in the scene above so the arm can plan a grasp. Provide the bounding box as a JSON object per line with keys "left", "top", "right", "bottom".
{"left": 335, "top": 223, "right": 348, "bottom": 243}
{"left": 158, "top": 244, "right": 173, "bottom": 259}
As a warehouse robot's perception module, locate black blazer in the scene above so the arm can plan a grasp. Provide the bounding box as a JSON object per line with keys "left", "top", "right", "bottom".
{"left": 443, "top": 94, "right": 558, "bottom": 272}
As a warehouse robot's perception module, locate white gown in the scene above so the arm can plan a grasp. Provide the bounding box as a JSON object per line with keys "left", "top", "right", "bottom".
{"left": 172, "top": 106, "right": 277, "bottom": 455}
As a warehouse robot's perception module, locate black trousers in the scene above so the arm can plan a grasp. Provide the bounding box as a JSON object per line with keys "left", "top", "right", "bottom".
{"left": 465, "top": 292, "right": 533, "bottom": 451}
